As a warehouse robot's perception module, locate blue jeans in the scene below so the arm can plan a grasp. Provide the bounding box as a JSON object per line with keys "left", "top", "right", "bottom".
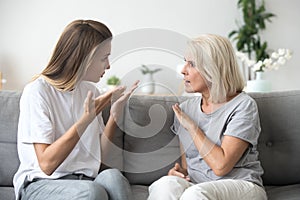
{"left": 21, "top": 169, "right": 132, "bottom": 200}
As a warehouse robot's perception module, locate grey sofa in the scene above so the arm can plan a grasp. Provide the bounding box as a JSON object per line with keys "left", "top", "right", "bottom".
{"left": 1, "top": 90, "right": 300, "bottom": 200}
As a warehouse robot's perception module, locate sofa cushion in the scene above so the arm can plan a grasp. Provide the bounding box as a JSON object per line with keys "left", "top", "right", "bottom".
{"left": 265, "top": 184, "right": 300, "bottom": 200}
{"left": 123, "top": 95, "right": 188, "bottom": 185}
{"left": 249, "top": 91, "right": 300, "bottom": 186}
{"left": 0, "top": 187, "right": 15, "bottom": 200}
{"left": 0, "top": 91, "right": 21, "bottom": 187}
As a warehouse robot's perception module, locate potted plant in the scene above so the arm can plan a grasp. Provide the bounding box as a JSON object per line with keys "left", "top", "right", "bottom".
{"left": 229, "top": 0, "right": 293, "bottom": 92}
{"left": 106, "top": 75, "right": 120, "bottom": 90}
{"left": 139, "top": 64, "right": 162, "bottom": 94}
{"left": 140, "top": 64, "right": 162, "bottom": 75}
{"left": 228, "top": 0, "right": 275, "bottom": 77}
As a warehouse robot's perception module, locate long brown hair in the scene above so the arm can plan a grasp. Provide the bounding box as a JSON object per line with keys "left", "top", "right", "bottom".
{"left": 39, "top": 19, "right": 112, "bottom": 91}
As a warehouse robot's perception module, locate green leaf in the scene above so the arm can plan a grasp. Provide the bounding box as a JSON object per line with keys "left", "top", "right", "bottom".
{"left": 228, "top": 30, "right": 238, "bottom": 38}
{"left": 107, "top": 75, "right": 120, "bottom": 85}
{"left": 228, "top": 0, "right": 275, "bottom": 63}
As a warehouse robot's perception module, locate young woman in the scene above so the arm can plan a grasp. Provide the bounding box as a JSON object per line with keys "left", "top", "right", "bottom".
{"left": 13, "top": 19, "right": 138, "bottom": 200}
{"left": 148, "top": 34, "right": 267, "bottom": 200}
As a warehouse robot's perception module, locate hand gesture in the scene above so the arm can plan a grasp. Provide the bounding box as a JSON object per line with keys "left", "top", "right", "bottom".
{"left": 168, "top": 163, "right": 190, "bottom": 181}
{"left": 77, "top": 86, "right": 126, "bottom": 131}
{"left": 94, "top": 86, "right": 125, "bottom": 115}
{"left": 110, "top": 80, "right": 139, "bottom": 123}
{"left": 76, "top": 91, "right": 97, "bottom": 134}
{"left": 172, "top": 103, "right": 197, "bottom": 132}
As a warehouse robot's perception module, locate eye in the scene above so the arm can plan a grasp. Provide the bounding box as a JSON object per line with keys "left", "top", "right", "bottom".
{"left": 188, "top": 61, "right": 195, "bottom": 67}
{"left": 184, "top": 58, "right": 195, "bottom": 67}
{"left": 101, "top": 57, "right": 109, "bottom": 62}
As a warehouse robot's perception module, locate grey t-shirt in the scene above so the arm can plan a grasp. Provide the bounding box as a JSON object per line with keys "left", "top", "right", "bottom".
{"left": 171, "top": 92, "right": 264, "bottom": 187}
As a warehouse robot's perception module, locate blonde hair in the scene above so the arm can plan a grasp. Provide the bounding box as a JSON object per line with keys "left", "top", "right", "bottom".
{"left": 187, "top": 34, "right": 245, "bottom": 103}
{"left": 37, "top": 19, "right": 112, "bottom": 91}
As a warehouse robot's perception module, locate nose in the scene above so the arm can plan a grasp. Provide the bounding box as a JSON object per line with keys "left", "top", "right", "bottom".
{"left": 181, "top": 63, "right": 188, "bottom": 75}
{"left": 106, "top": 64, "right": 110, "bottom": 70}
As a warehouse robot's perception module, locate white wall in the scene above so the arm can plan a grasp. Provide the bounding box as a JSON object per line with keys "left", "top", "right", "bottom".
{"left": 0, "top": 0, "right": 299, "bottom": 92}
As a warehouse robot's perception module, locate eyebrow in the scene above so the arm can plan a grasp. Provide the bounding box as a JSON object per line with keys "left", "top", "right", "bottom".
{"left": 184, "top": 58, "right": 195, "bottom": 67}
{"left": 184, "top": 57, "right": 193, "bottom": 62}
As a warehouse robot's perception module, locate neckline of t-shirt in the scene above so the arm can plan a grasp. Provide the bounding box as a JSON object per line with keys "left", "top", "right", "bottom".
{"left": 198, "top": 92, "right": 244, "bottom": 116}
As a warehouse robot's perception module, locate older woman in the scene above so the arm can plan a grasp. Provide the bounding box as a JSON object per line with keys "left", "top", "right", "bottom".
{"left": 148, "top": 34, "right": 267, "bottom": 200}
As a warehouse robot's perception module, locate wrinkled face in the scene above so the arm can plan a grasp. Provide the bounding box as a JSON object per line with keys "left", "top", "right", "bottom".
{"left": 83, "top": 41, "right": 111, "bottom": 83}
{"left": 182, "top": 54, "right": 208, "bottom": 94}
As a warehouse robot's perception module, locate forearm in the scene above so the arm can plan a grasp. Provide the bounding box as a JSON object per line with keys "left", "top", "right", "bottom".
{"left": 95, "top": 94, "right": 112, "bottom": 115}
{"left": 173, "top": 103, "right": 248, "bottom": 177}
{"left": 189, "top": 127, "right": 228, "bottom": 175}
{"left": 101, "top": 116, "right": 117, "bottom": 161}
{"left": 35, "top": 121, "right": 88, "bottom": 175}
{"left": 180, "top": 143, "right": 188, "bottom": 175}
{"left": 190, "top": 127, "right": 248, "bottom": 176}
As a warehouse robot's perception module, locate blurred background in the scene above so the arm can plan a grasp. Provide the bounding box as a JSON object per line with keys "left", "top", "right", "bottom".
{"left": 0, "top": 0, "right": 299, "bottom": 94}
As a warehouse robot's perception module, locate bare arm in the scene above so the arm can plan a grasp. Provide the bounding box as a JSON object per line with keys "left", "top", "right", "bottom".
{"left": 101, "top": 81, "right": 139, "bottom": 162}
{"left": 100, "top": 115, "right": 117, "bottom": 163}
{"left": 190, "top": 128, "right": 248, "bottom": 176}
{"left": 168, "top": 143, "right": 190, "bottom": 181}
{"left": 34, "top": 90, "right": 115, "bottom": 176}
{"left": 172, "top": 103, "right": 249, "bottom": 177}
{"left": 34, "top": 122, "right": 85, "bottom": 176}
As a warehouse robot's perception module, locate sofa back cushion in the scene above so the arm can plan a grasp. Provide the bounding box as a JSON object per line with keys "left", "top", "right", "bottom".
{"left": 250, "top": 91, "right": 300, "bottom": 186}
{"left": 0, "top": 91, "right": 21, "bottom": 186}
{"left": 122, "top": 95, "right": 188, "bottom": 185}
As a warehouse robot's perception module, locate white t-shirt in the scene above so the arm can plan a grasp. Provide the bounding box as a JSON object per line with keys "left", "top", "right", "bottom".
{"left": 13, "top": 77, "right": 105, "bottom": 199}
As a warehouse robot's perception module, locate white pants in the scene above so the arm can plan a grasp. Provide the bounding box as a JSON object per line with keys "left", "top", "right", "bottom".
{"left": 148, "top": 176, "right": 267, "bottom": 200}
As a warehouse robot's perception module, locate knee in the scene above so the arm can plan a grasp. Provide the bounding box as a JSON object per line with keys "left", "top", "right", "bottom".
{"left": 150, "top": 176, "right": 186, "bottom": 192}
{"left": 151, "top": 176, "right": 175, "bottom": 186}
{"left": 70, "top": 181, "right": 108, "bottom": 200}
{"left": 85, "top": 182, "right": 108, "bottom": 200}
{"left": 148, "top": 176, "right": 190, "bottom": 200}
{"left": 95, "top": 168, "right": 131, "bottom": 190}
{"left": 149, "top": 176, "right": 171, "bottom": 193}
{"left": 96, "top": 168, "right": 126, "bottom": 183}
{"left": 95, "top": 169, "right": 132, "bottom": 200}
{"left": 156, "top": 175, "right": 189, "bottom": 185}
{"left": 180, "top": 186, "right": 206, "bottom": 200}
{"left": 99, "top": 168, "right": 122, "bottom": 178}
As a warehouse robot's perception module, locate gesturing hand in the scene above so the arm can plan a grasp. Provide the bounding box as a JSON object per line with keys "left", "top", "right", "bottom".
{"left": 77, "top": 81, "right": 139, "bottom": 133}
{"left": 110, "top": 80, "right": 139, "bottom": 123}
{"left": 94, "top": 86, "right": 126, "bottom": 115}
{"left": 172, "top": 103, "right": 197, "bottom": 132}
{"left": 168, "top": 163, "right": 190, "bottom": 181}
{"left": 77, "top": 86, "right": 126, "bottom": 130}
{"left": 76, "top": 91, "right": 97, "bottom": 134}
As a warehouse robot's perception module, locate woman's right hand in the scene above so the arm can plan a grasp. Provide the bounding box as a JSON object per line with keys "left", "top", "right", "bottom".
{"left": 110, "top": 81, "right": 139, "bottom": 123}
{"left": 78, "top": 86, "right": 128, "bottom": 128}
{"left": 168, "top": 163, "right": 190, "bottom": 181}
{"left": 76, "top": 91, "right": 97, "bottom": 133}
{"left": 94, "top": 86, "right": 126, "bottom": 115}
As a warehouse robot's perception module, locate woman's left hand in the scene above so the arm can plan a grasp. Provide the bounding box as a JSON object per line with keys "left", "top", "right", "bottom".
{"left": 172, "top": 103, "right": 197, "bottom": 132}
